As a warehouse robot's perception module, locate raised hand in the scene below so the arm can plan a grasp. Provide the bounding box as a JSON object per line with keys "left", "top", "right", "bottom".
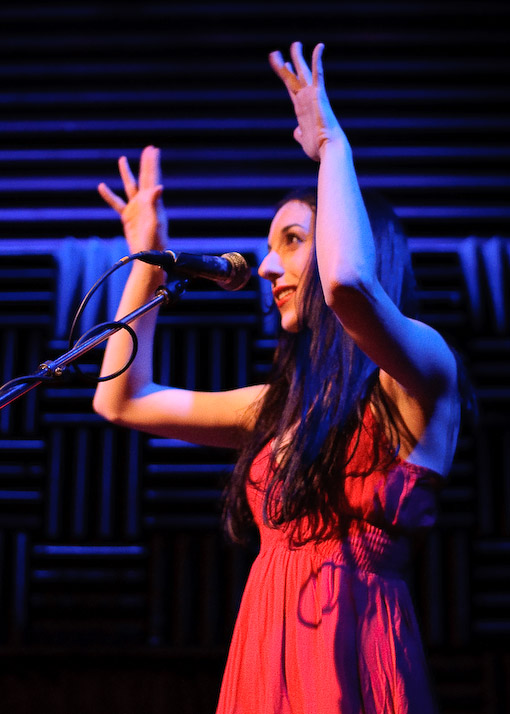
{"left": 98, "top": 145, "right": 168, "bottom": 254}
{"left": 269, "top": 42, "right": 345, "bottom": 161}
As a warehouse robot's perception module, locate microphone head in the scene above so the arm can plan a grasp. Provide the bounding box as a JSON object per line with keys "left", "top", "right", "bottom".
{"left": 219, "top": 252, "right": 251, "bottom": 291}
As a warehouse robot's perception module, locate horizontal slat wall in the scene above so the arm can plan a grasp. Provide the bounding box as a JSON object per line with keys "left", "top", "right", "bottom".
{"left": 0, "top": 2, "right": 509, "bottom": 241}
{"left": 0, "top": 2, "right": 509, "bottom": 713}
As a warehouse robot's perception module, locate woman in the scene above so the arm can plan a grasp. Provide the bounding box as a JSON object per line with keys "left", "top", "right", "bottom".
{"left": 94, "top": 43, "right": 460, "bottom": 713}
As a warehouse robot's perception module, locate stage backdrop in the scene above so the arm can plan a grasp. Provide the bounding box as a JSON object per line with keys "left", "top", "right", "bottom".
{"left": 1, "top": 2, "right": 510, "bottom": 713}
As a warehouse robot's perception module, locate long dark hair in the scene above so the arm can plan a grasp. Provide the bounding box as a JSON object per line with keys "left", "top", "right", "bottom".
{"left": 223, "top": 188, "right": 417, "bottom": 545}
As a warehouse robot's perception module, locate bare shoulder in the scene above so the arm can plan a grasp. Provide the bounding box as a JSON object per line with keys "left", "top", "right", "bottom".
{"left": 378, "top": 364, "right": 461, "bottom": 476}
{"left": 406, "top": 318, "right": 459, "bottom": 390}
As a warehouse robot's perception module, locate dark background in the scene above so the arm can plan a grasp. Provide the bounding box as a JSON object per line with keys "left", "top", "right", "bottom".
{"left": 0, "top": 1, "right": 509, "bottom": 712}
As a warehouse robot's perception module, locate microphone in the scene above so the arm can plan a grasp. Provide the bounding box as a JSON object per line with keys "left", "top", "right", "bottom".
{"left": 134, "top": 250, "right": 251, "bottom": 291}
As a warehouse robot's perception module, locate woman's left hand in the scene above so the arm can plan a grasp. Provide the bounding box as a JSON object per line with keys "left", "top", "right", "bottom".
{"left": 269, "top": 42, "right": 345, "bottom": 161}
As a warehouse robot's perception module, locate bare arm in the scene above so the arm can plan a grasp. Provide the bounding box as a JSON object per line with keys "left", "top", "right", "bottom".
{"left": 269, "top": 44, "right": 458, "bottom": 410}
{"left": 92, "top": 146, "right": 264, "bottom": 448}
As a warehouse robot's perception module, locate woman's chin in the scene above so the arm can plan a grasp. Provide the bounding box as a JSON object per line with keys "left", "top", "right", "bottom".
{"left": 279, "top": 313, "right": 300, "bottom": 333}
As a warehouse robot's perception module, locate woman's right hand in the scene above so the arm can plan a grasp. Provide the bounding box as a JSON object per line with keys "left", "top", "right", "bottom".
{"left": 98, "top": 145, "right": 168, "bottom": 253}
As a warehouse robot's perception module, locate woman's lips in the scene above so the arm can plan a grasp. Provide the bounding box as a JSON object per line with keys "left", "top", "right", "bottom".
{"left": 273, "top": 286, "right": 296, "bottom": 308}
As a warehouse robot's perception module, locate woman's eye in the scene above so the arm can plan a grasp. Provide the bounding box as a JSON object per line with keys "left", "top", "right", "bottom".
{"left": 287, "top": 233, "right": 301, "bottom": 245}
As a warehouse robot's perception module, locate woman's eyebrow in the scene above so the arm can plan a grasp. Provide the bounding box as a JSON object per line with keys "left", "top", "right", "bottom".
{"left": 281, "top": 223, "right": 306, "bottom": 232}
{"left": 266, "top": 222, "right": 309, "bottom": 251}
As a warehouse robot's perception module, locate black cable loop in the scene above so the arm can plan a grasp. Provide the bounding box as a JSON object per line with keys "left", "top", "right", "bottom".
{"left": 67, "top": 253, "right": 141, "bottom": 384}
{"left": 68, "top": 253, "right": 134, "bottom": 352}
{"left": 71, "top": 321, "right": 139, "bottom": 383}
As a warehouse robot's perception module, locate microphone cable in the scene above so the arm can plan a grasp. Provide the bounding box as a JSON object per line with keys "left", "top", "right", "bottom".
{"left": 67, "top": 253, "right": 140, "bottom": 383}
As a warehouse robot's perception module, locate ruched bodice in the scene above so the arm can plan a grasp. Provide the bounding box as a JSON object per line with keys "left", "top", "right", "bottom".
{"left": 216, "top": 406, "right": 443, "bottom": 714}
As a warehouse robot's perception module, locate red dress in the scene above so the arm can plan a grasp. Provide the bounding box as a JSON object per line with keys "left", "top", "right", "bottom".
{"left": 216, "top": 406, "right": 442, "bottom": 714}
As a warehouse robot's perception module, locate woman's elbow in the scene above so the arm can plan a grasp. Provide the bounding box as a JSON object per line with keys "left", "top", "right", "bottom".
{"left": 92, "top": 394, "right": 125, "bottom": 425}
{"left": 322, "top": 270, "right": 376, "bottom": 311}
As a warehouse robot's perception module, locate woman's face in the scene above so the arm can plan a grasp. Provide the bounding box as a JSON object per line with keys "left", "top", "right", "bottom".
{"left": 258, "top": 200, "right": 315, "bottom": 333}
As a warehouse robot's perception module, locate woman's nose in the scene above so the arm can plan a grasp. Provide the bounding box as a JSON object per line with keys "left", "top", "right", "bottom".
{"left": 258, "top": 250, "right": 284, "bottom": 282}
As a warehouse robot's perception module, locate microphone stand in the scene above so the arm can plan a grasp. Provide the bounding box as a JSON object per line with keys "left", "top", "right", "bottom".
{"left": 0, "top": 278, "right": 186, "bottom": 411}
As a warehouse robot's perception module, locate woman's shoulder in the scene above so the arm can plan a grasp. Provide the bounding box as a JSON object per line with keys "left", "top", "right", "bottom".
{"left": 374, "top": 370, "right": 460, "bottom": 478}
